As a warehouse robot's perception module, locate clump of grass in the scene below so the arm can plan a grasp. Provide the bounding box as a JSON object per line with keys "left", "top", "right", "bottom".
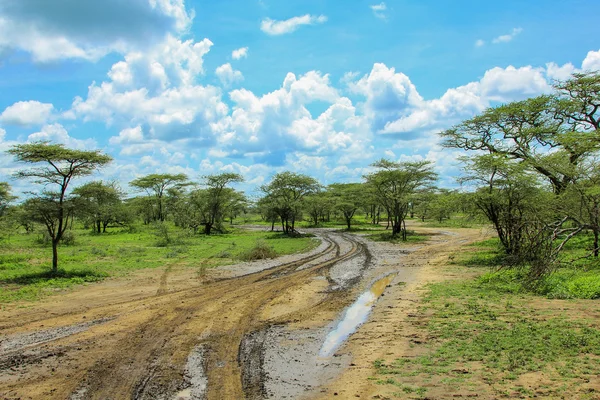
{"left": 238, "top": 240, "right": 277, "bottom": 261}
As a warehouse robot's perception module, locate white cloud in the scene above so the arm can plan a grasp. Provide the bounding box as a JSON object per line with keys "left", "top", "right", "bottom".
{"left": 27, "top": 123, "right": 96, "bottom": 149}
{"left": 370, "top": 2, "right": 387, "bottom": 19}
{"left": 582, "top": 49, "right": 600, "bottom": 71}
{"left": 0, "top": 128, "right": 5, "bottom": 141}
{"left": 70, "top": 35, "right": 226, "bottom": 144}
{"left": 492, "top": 27, "right": 523, "bottom": 44}
{"left": 260, "top": 14, "right": 327, "bottom": 35}
{"left": 215, "top": 63, "right": 244, "bottom": 87}
{"left": 475, "top": 39, "right": 485, "bottom": 47}
{"left": 232, "top": 47, "right": 248, "bottom": 60}
{"left": 479, "top": 65, "right": 550, "bottom": 101}
{"left": 0, "top": 101, "right": 54, "bottom": 126}
{"left": 0, "top": 0, "right": 194, "bottom": 62}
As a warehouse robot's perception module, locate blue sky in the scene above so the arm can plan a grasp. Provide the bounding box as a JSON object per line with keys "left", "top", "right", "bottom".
{"left": 0, "top": 0, "right": 598, "bottom": 195}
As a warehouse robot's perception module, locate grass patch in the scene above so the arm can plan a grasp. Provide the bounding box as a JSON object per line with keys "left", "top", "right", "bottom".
{"left": 371, "top": 235, "right": 600, "bottom": 398}
{"left": 0, "top": 224, "right": 319, "bottom": 303}
{"left": 419, "top": 214, "right": 487, "bottom": 229}
{"left": 372, "top": 267, "right": 600, "bottom": 398}
{"left": 238, "top": 239, "right": 278, "bottom": 261}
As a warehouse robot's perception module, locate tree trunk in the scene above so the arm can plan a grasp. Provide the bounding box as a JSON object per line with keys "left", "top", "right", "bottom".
{"left": 96, "top": 220, "right": 101, "bottom": 234}
{"left": 52, "top": 239, "right": 59, "bottom": 274}
{"left": 204, "top": 223, "right": 212, "bottom": 235}
{"left": 594, "top": 229, "right": 599, "bottom": 258}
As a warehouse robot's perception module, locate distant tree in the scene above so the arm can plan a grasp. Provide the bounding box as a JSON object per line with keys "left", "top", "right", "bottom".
{"left": 7, "top": 142, "right": 112, "bottom": 273}
{"left": 303, "top": 192, "right": 331, "bottom": 227}
{"left": 329, "top": 183, "right": 364, "bottom": 230}
{"left": 73, "top": 181, "right": 129, "bottom": 233}
{"left": 201, "top": 173, "right": 244, "bottom": 234}
{"left": 261, "top": 172, "right": 321, "bottom": 234}
{"left": 0, "top": 182, "right": 16, "bottom": 217}
{"left": 129, "top": 173, "right": 189, "bottom": 222}
{"left": 366, "top": 160, "right": 437, "bottom": 239}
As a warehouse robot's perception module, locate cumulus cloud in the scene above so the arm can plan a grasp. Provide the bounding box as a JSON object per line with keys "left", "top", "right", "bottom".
{"left": 475, "top": 39, "right": 485, "bottom": 47}
{"left": 27, "top": 123, "right": 96, "bottom": 149}
{"left": 370, "top": 2, "right": 387, "bottom": 19}
{"left": 260, "top": 14, "right": 327, "bottom": 35}
{"left": 215, "top": 63, "right": 244, "bottom": 87}
{"left": 582, "top": 49, "right": 600, "bottom": 71}
{"left": 70, "top": 35, "right": 226, "bottom": 144}
{"left": 232, "top": 47, "right": 248, "bottom": 60}
{"left": 0, "top": 101, "right": 54, "bottom": 126}
{"left": 492, "top": 27, "right": 523, "bottom": 44}
{"left": 0, "top": 0, "right": 194, "bottom": 62}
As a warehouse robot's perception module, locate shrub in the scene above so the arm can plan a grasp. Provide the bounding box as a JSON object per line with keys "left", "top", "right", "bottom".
{"left": 238, "top": 240, "right": 277, "bottom": 261}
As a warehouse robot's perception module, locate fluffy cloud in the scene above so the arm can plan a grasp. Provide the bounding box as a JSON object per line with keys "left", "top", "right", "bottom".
{"left": 0, "top": 101, "right": 54, "bottom": 126}
{"left": 71, "top": 35, "right": 226, "bottom": 144}
{"left": 215, "top": 63, "right": 244, "bottom": 87}
{"left": 475, "top": 39, "right": 485, "bottom": 47}
{"left": 0, "top": 0, "right": 194, "bottom": 62}
{"left": 261, "top": 14, "right": 327, "bottom": 35}
{"left": 492, "top": 27, "right": 523, "bottom": 44}
{"left": 582, "top": 50, "right": 600, "bottom": 71}
{"left": 370, "top": 2, "right": 387, "bottom": 20}
{"left": 232, "top": 47, "right": 248, "bottom": 60}
{"left": 27, "top": 123, "right": 96, "bottom": 149}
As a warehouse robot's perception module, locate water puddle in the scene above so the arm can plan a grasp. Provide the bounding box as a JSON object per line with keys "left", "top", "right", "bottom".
{"left": 319, "top": 274, "right": 396, "bottom": 357}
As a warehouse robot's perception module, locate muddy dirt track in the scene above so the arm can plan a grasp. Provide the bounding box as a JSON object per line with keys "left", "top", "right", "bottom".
{"left": 0, "top": 225, "right": 484, "bottom": 399}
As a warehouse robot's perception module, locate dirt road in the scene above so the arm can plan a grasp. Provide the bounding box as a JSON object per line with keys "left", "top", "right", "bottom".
{"left": 0, "top": 225, "right": 484, "bottom": 399}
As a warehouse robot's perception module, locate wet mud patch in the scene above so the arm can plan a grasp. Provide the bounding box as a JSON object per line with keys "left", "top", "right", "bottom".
{"left": 320, "top": 273, "right": 396, "bottom": 357}
{"left": 242, "top": 325, "right": 351, "bottom": 399}
{"left": 0, "top": 317, "right": 114, "bottom": 354}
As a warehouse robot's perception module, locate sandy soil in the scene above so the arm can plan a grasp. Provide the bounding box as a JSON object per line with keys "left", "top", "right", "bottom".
{"left": 0, "top": 225, "right": 485, "bottom": 399}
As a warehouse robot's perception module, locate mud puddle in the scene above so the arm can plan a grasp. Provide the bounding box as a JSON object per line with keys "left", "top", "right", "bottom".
{"left": 320, "top": 274, "right": 396, "bottom": 357}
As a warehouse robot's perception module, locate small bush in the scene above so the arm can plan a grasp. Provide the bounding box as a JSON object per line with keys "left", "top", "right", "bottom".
{"left": 61, "top": 230, "right": 76, "bottom": 246}
{"left": 238, "top": 240, "right": 277, "bottom": 261}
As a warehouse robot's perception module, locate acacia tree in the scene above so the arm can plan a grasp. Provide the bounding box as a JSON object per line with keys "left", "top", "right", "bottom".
{"left": 201, "top": 173, "right": 244, "bottom": 234}
{"left": 72, "top": 181, "right": 129, "bottom": 233}
{"left": 130, "top": 173, "right": 189, "bottom": 222}
{"left": 329, "top": 183, "right": 364, "bottom": 230}
{"left": 8, "top": 142, "right": 112, "bottom": 273}
{"left": 366, "top": 160, "right": 437, "bottom": 239}
{"left": 0, "top": 182, "right": 15, "bottom": 217}
{"left": 261, "top": 172, "right": 321, "bottom": 234}
{"left": 441, "top": 72, "right": 600, "bottom": 194}
{"left": 303, "top": 192, "right": 331, "bottom": 226}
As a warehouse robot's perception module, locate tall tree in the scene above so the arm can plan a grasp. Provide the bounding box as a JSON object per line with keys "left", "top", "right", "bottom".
{"left": 129, "top": 173, "right": 189, "bottom": 222}
{"left": 201, "top": 173, "right": 244, "bottom": 234}
{"left": 8, "top": 142, "right": 112, "bottom": 273}
{"left": 73, "top": 181, "right": 129, "bottom": 233}
{"left": 0, "top": 182, "right": 16, "bottom": 217}
{"left": 329, "top": 183, "right": 364, "bottom": 230}
{"left": 441, "top": 73, "right": 600, "bottom": 194}
{"left": 365, "top": 160, "right": 437, "bottom": 239}
{"left": 261, "top": 172, "right": 321, "bottom": 234}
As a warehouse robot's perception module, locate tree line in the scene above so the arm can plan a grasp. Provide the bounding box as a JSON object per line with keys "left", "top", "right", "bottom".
{"left": 0, "top": 71, "right": 598, "bottom": 281}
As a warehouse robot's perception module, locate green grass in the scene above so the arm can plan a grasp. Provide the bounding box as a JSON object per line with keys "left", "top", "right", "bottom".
{"left": 0, "top": 224, "right": 318, "bottom": 303}
{"left": 371, "top": 235, "right": 600, "bottom": 398}
{"left": 419, "top": 214, "right": 487, "bottom": 229}
{"left": 448, "top": 236, "right": 600, "bottom": 299}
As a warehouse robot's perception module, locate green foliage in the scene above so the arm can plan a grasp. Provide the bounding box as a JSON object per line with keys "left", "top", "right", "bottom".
{"left": 365, "top": 159, "right": 437, "bottom": 239}
{"left": 0, "top": 224, "right": 317, "bottom": 303}
{"left": 260, "top": 171, "right": 321, "bottom": 234}
{"left": 238, "top": 239, "right": 278, "bottom": 261}
{"left": 372, "top": 258, "right": 600, "bottom": 398}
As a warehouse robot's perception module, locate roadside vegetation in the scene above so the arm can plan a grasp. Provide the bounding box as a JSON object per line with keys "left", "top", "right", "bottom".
{"left": 371, "top": 237, "right": 600, "bottom": 398}
{"left": 370, "top": 71, "right": 600, "bottom": 399}
{"left": 0, "top": 225, "right": 317, "bottom": 303}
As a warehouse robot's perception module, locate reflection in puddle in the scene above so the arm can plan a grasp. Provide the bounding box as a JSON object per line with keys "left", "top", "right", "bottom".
{"left": 319, "top": 274, "right": 396, "bottom": 357}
